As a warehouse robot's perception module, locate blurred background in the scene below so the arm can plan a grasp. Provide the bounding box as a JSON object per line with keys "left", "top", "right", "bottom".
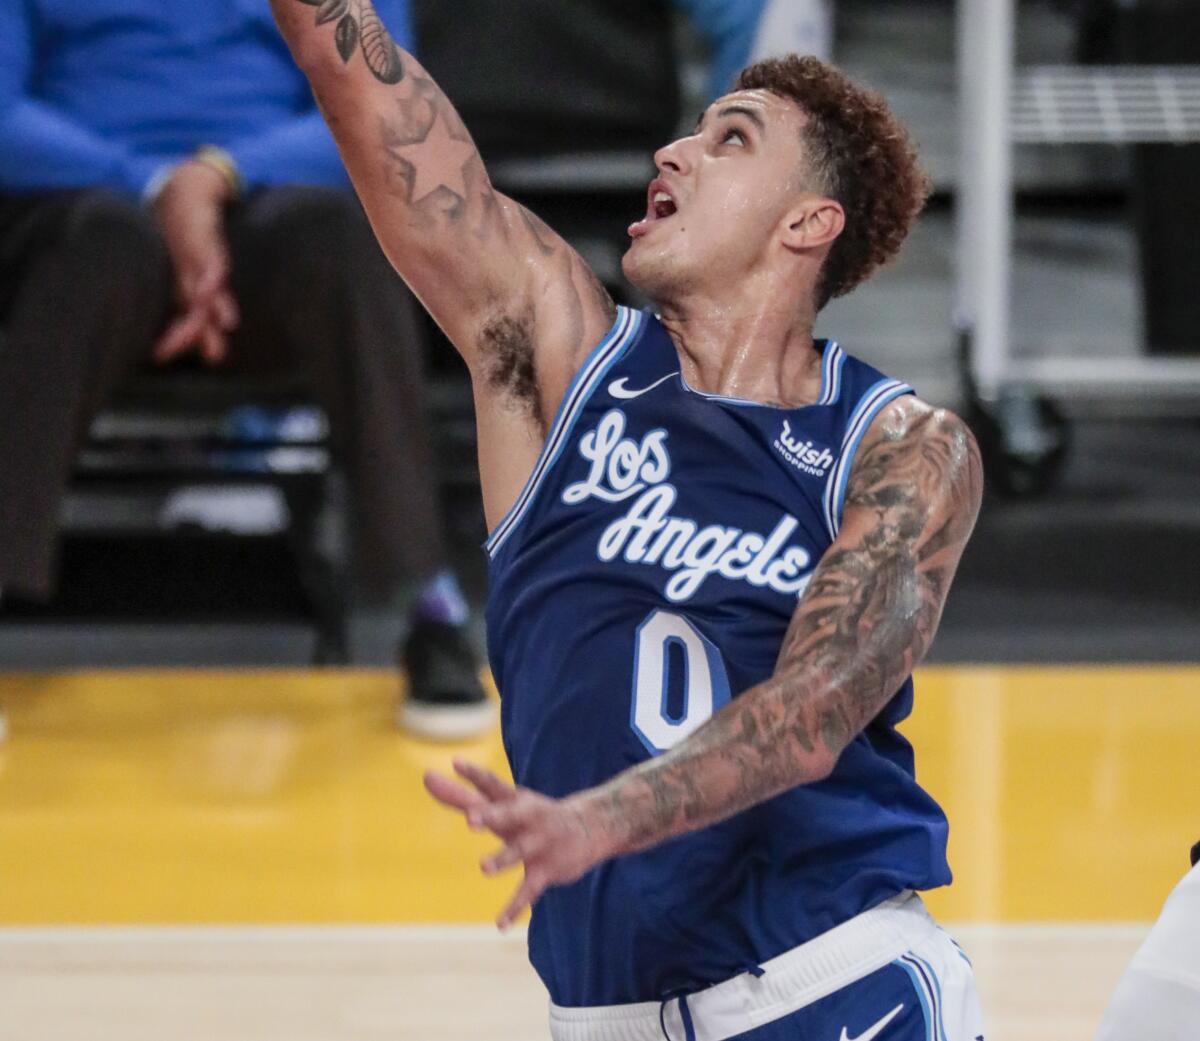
{"left": 0, "top": 1, "right": 1196, "bottom": 1039}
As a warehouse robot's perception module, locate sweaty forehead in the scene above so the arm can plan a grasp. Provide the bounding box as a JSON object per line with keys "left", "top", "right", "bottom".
{"left": 705, "top": 89, "right": 806, "bottom": 132}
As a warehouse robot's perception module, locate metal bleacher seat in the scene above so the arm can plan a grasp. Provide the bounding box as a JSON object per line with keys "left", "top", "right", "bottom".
{"left": 74, "top": 367, "right": 349, "bottom": 665}
{"left": 71, "top": 350, "right": 483, "bottom": 667}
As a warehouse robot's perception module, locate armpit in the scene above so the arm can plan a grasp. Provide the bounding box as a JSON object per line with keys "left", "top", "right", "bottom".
{"left": 478, "top": 310, "right": 543, "bottom": 427}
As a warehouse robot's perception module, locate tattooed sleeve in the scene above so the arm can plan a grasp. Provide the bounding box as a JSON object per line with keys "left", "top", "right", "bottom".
{"left": 270, "top": 0, "right": 615, "bottom": 418}
{"left": 578, "top": 398, "right": 984, "bottom": 857}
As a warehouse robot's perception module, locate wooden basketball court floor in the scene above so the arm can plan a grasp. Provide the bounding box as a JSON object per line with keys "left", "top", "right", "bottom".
{"left": 1, "top": 666, "right": 1197, "bottom": 1040}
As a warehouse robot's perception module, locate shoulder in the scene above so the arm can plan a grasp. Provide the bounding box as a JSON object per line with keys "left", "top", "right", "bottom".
{"left": 862, "top": 395, "right": 977, "bottom": 453}
{"left": 846, "top": 395, "right": 983, "bottom": 515}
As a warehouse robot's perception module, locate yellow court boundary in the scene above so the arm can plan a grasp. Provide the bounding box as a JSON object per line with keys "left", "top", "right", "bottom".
{"left": 0, "top": 666, "right": 1196, "bottom": 924}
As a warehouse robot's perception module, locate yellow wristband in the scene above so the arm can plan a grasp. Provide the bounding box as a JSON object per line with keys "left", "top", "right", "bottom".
{"left": 193, "top": 145, "right": 243, "bottom": 199}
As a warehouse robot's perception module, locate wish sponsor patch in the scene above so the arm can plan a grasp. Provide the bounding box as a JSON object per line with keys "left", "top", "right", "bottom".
{"left": 774, "top": 420, "right": 834, "bottom": 477}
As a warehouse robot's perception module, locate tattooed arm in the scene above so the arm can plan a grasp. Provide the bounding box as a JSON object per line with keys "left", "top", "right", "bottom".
{"left": 579, "top": 398, "right": 983, "bottom": 853}
{"left": 269, "top": 0, "right": 615, "bottom": 525}
{"left": 426, "top": 397, "right": 982, "bottom": 928}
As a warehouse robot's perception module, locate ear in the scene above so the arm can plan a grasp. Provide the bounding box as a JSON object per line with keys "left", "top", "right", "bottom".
{"left": 782, "top": 197, "right": 845, "bottom": 253}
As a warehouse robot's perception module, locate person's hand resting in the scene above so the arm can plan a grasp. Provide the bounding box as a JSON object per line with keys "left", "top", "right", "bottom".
{"left": 152, "top": 159, "right": 240, "bottom": 365}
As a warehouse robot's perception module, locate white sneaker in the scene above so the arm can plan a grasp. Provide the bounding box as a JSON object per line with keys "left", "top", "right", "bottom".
{"left": 398, "top": 619, "right": 495, "bottom": 741}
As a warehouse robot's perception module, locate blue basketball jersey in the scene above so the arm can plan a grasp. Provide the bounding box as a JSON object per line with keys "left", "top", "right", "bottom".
{"left": 484, "top": 306, "right": 952, "bottom": 1008}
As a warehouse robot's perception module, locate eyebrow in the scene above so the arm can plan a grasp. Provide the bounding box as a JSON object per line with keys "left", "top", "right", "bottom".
{"left": 695, "top": 104, "right": 767, "bottom": 135}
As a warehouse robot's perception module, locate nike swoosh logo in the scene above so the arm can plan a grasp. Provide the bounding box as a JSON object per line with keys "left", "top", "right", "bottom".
{"left": 608, "top": 374, "right": 675, "bottom": 399}
{"left": 839, "top": 1003, "right": 904, "bottom": 1041}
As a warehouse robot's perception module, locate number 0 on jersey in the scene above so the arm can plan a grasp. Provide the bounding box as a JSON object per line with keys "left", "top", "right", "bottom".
{"left": 631, "top": 610, "right": 733, "bottom": 754}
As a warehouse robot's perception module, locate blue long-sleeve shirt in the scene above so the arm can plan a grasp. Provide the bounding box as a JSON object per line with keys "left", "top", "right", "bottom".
{"left": 0, "top": 0, "right": 413, "bottom": 195}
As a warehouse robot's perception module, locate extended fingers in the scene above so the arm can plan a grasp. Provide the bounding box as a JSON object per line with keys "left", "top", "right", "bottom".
{"left": 425, "top": 769, "right": 528, "bottom": 841}
{"left": 482, "top": 833, "right": 539, "bottom": 876}
{"left": 453, "top": 759, "right": 515, "bottom": 802}
{"left": 423, "top": 770, "right": 488, "bottom": 816}
{"left": 472, "top": 798, "right": 526, "bottom": 834}
{"left": 497, "top": 871, "right": 545, "bottom": 932}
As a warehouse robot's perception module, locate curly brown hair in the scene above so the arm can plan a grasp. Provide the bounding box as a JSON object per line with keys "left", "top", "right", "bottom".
{"left": 736, "top": 55, "right": 931, "bottom": 311}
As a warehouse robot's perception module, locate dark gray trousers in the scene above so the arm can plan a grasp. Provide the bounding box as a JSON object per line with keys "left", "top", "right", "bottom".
{"left": 0, "top": 186, "right": 446, "bottom": 601}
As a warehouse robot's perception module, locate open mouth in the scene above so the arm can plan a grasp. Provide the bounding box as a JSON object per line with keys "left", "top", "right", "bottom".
{"left": 628, "top": 179, "right": 678, "bottom": 238}
{"left": 651, "top": 190, "right": 678, "bottom": 220}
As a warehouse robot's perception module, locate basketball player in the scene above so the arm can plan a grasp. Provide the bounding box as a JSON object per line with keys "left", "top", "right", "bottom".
{"left": 270, "top": 4, "right": 985, "bottom": 1037}
{"left": 1095, "top": 843, "right": 1200, "bottom": 1040}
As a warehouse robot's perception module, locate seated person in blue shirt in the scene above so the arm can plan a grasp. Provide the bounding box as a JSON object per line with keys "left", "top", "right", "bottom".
{"left": 0, "top": 0, "right": 491, "bottom": 738}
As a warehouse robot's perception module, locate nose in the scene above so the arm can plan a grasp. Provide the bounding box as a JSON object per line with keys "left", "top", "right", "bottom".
{"left": 654, "top": 134, "right": 694, "bottom": 178}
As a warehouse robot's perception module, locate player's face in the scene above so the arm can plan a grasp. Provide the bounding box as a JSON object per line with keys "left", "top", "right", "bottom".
{"left": 623, "top": 90, "right": 814, "bottom": 300}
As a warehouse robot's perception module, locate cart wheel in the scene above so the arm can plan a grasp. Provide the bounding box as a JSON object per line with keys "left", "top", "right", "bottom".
{"left": 968, "top": 387, "right": 1069, "bottom": 497}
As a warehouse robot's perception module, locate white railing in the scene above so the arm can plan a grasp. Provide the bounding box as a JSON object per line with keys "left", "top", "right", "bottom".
{"left": 957, "top": 0, "right": 1200, "bottom": 402}
{"left": 1014, "top": 66, "right": 1200, "bottom": 144}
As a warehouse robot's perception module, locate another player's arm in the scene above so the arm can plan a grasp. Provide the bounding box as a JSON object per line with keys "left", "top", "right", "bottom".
{"left": 269, "top": 1, "right": 615, "bottom": 516}
{"left": 426, "top": 398, "right": 982, "bottom": 927}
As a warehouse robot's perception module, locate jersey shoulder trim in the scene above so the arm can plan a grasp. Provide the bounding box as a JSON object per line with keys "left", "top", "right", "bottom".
{"left": 817, "top": 341, "right": 847, "bottom": 406}
{"left": 821, "top": 377, "right": 914, "bottom": 539}
{"left": 485, "top": 306, "right": 645, "bottom": 558}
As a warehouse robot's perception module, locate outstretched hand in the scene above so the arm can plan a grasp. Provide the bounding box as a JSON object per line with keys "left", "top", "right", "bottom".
{"left": 424, "top": 760, "right": 608, "bottom": 930}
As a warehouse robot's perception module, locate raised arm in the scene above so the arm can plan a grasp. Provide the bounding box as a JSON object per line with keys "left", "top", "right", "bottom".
{"left": 269, "top": 1, "right": 615, "bottom": 520}
{"left": 426, "top": 397, "right": 983, "bottom": 928}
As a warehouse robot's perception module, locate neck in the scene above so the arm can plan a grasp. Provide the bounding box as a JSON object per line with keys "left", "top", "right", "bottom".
{"left": 655, "top": 276, "right": 822, "bottom": 408}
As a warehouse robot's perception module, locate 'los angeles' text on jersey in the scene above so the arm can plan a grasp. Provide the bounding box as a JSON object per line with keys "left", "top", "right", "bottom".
{"left": 562, "top": 408, "right": 813, "bottom": 603}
